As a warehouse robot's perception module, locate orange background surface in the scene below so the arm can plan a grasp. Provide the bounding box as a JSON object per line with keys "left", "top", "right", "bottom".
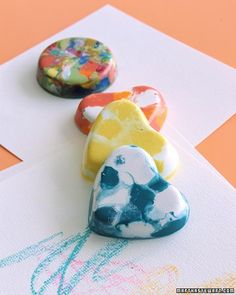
{"left": 196, "top": 115, "right": 236, "bottom": 188}
{"left": 0, "top": 0, "right": 235, "bottom": 186}
{"left": 0, "top": 145, "right": 22, "bottom": 170}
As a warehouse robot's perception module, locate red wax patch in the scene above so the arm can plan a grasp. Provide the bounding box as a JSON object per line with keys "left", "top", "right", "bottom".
{"left": 75, "top": 86, "right": 167, "bottom": 135}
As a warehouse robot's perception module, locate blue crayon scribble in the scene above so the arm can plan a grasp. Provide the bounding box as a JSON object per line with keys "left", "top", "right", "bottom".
{"left": 0, "top": 232, "right": 63, "bottom": 268}
{"left": 59, "top": 239, "right": 128, "bottom": 294}
{"left": 31, "top": 228, "right": 92, "bottom": 294}
{"left": 0, "top": 227, "right": 129, "bottom": 295}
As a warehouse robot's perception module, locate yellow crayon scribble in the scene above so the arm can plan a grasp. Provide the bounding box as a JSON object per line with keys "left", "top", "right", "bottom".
{"left": 184, "top": 273, "right": 236, "bottom": 295}
{"left": 202, "top": 273, "right": 236, "bottom": 289}
{"left": 133, "top": 264, "right": 178, "bottom": 295}
{"left": 133, "top": 264, "right": 236, "bottom": 295}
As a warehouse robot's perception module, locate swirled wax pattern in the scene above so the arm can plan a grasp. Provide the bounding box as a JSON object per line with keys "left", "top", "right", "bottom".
{"left": 89, "top": 145, "right": 189, "bottom": 239}
{"left": 37, "top": 38, "right": 117, "bottom": 98}
{"left": 82, "top": 99, "right": 178, "bottom": 181}
{"left": 75, "top": 86, "right": 167, "bottom": 134}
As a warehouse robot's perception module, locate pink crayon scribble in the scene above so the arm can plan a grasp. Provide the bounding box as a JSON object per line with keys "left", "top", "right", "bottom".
{"left": 39, "top": 249, "right": 178, "bottom": 295}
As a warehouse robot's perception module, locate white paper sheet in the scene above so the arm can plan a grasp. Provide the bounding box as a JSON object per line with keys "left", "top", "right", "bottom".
{"left": 0, "top": 5, "right": 235, "bottom": 294}
{"left": 0, "top": 135, "right": 235, "bottom": 294}
{"left": 1, "top": 5, "right": 235, "bottom": 165}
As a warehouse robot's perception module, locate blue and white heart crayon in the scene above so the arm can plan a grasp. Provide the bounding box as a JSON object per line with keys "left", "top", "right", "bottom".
{"left": 88, "top": 145, "right": 189, "bottom": 239}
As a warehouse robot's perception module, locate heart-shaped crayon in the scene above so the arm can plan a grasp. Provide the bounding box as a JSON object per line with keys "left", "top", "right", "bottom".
{"left": 82, "top": 99, "right": 178, "bottom": 181}
{"left": 75, "top": 86, "right": 167, "bottom": 134}
{"left": 88, "top": 145, "right": 189, "bottom": 239}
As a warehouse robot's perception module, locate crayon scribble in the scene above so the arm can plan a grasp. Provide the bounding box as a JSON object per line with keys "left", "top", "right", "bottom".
{"left": 0, "top": 227, "right": 178, "bottom": 294}
{"left": 184, "top": 273, "right": 236, "bottom": 295}
{"left": 1, "top": 229, "right": 234, "bottom": 294}
{"left": 133, "top": 264, "right": 178, "bottom": 294}
{"left": 0, "top": 232, "right": 63, "bottom": 268}
{"left": 0, "top": 228, "right": 131, "bottom": 294}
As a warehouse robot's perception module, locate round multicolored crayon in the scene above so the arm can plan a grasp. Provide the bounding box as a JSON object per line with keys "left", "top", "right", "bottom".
{"left": 37, "top": 37, "right": 117, "bottom": 98}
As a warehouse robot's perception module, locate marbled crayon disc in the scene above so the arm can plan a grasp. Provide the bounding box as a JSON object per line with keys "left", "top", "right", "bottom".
{"left": 37, "top": 38, "right": 117, "bottom": 98}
